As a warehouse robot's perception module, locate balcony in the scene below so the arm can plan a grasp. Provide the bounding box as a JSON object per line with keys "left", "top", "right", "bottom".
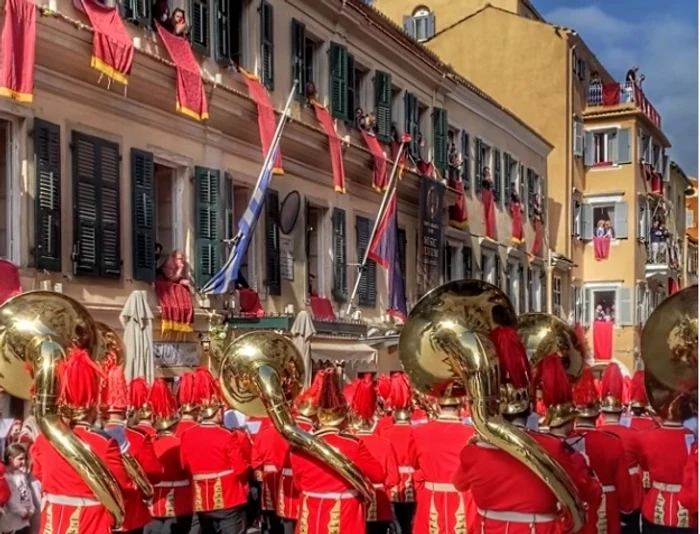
{"left": 645, "top": 235, "right": 681, "bottom": 278}
{"left": 587, "top": 82, "right": 661, "bottom": 130}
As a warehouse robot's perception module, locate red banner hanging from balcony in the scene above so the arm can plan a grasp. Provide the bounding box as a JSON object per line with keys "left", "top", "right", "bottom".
{"left": 154, "top": 278, "right": 194, "bottom": 334}
{"left": 361, "top": 131, "right": 388, "bottom": 192}
{"left": 241, "top": 70, "right": 283, "bottom": 175}
{"left": 391, "top": 139, "right": 406, "bottom": 179}
{"left": 312, "top": 101, "right": 345, "bottom": 193}
{"left": 593, "top": 320, "right": 613, "bottom": 360}
{"left": 602, "top": 84, "right": 621, "bottom": 106}
{"left": 482, "top": 189, "right": 497, "bottom": 240}
{"left": 0, "top": 0, "right": 36, "bottom": 103}
{"left": 593, "top": 235, "right": 611, "bottom": 261}
{"left": 81, "top": 0, "right": 133, "bottom": 87}
{"left": 511, "top": 201, "right": 525, "bottom": 245}
{"left": 448, "top": 179, "right": 468, "bottom": 229}
{"left": 530, "top": 218, "right": 543, "bottom": 257}
{"left": 157, "top": 24, "right": 209, "bottom": 121}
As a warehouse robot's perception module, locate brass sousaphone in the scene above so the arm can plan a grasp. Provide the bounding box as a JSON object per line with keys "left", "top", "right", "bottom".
{"left": 399, "top": 280, "right": 586, "bottom": 532}
{"left": 0, "top": 292, "right": 125, "bottom": 524}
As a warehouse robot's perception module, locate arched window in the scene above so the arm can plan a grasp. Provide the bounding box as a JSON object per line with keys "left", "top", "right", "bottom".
{"left": 403, "top": 6, "right": 435, "bottom": 41}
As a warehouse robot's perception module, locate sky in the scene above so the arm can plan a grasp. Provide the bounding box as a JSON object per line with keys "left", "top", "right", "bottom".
{"left": 537, "top": 0, "right": 698, "bottom": 176}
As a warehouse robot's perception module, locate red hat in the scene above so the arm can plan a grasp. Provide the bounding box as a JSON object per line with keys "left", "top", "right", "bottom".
{"left": 59, "top": 348, "right": 104, "bottom": 418}
{"left": 295, "top": 371, "right": 324, "bottom": 417}
{"left": 350, "top": 375, "right": 376, "bottom": 429}
{"left": 105, "top": 365, "right": 129, "bottom": 414}
{"left": 129, "top": 378, "right": 153, "bottom": 420}
{"left": 629, "top": 370, "right": 649, "bottom": 408}
{"left": 572, "top": 366, "right": 600, "bottom": 417}
{"left": 376, "top": 375, "right": 391, "bottom": 401}
{"left": 343, "top": 380, "right": 358, "bottom": 405}
{"left": 387, "top": 372, "right": 412, "bottom": 411}
{"left": 150, "top": 378, "right": 179, "bottom": 430}
{"left": 316, "top": 369, "right": 348, "bottom": 427}
{"left": 176, "top": 372, "right": 199, "bottom": 414}
{"left": 193, "top": 367, "right": 222, "bottom": 418}
{"left": 489, "top": 326, "right": 531, "bottom": 415}
{"left": 599, "top": 363, "right": 624, "bottom": 413}
{"left": 537, "top": 355, "right": 576, "bottom": 428}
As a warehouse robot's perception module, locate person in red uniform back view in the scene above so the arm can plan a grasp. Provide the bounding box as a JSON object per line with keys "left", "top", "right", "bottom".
{"left": 31, "top": 348, "right": 135, "bottom": 534}
{"left": 350, "top": 376, "right": 400, "bottom": 534}
{"left": 628, "top": 371, "right": 659, "bottom": 433}
{"left": 290, "top": 369, "right": 385, "bottom": 534}
{"left": 175, "top": 372, "right": 199, "bottom": 439}
{"left": 252, "top": 417, "right": 286, "bottom": 534}
{"left": 147, "top": 378, "right": 193, "bottom": 534}
{"left": 374, "top": 374, "right": 394, "bottom": 434}
{"left": 678, "top": 443, "right": 698, "bottom": 520}
{"left": 130, "top": 378, "right": 157, "bottom": 438}
{"left": 598, "top": 363, "right": 645, "bottom": 534}
{"left": 380, "top": 372, "right": 418, "bottom": 534}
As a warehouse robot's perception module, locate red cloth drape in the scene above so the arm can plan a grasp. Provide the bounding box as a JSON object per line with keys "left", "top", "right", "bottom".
{"left": 312, "top": 102, "right": 345, "bottom": 193}
{"left": 80, "top": 0, "right": 133, "bottom": 86}
{"left": 482, "top": 189, "right": 496, "bottom": 239}
{"left": 593, "top": 236, "right": 611, "bottom": 261}
{"left": 668, "top": 277, "right": 679, "bottom": 295}
{"left": 530, "top": 218, "right": 543, "bottom": 256}
{"left": 448, "top": 179, "right": 468, "bottom": 229}
{"left": 593, "top": 320, "right": 613, "bottom": 360}
{"left": 602, "top": 83, "right": 621, "bottom": 106}
{"left": 511, "top": 202, "right": 525, "bottom": 244}
{"left": 238, "top": 288, "right": 264, "bottom": 317}
{"left": 0, "top": 260, "right": 21, "bottom": 305}
{"left": 361, "top": 131, "right": 388, "bottom": 192}
{"left": 309, "top": 296, "right": 336, "bottom": 321}
{"left": 154, "top": 278, "right": 194, "bottom": 334}
{"left": 241, "top": 70, "right": 283, "bottom": 175}
{"left": 156, "top": 24, "right": 209, "bottom": 121}
{"left": 0, "top": 0, "right": 36, "bottom": 102}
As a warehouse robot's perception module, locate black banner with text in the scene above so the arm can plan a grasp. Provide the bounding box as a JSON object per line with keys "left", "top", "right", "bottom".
{"left": 418, "top": 176, "right": 444, "bottom": 297}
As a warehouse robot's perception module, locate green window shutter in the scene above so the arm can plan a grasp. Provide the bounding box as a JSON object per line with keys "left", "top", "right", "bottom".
{"left": 397, "top": 227, "right": 407, "bottom": 278}
{"left": 527, "top": 169, "right": 535, "bottom": 218}
{"left": 432, "top": 107, "right": 447, "bottom": 173}
{"left": 404, "top": 92, "right": 419, "bottom": 158}
{"left": 194, "top": 166, "right": 220, "bottom": 287}
{"left": 190, "top": 0, "right": 210, "bottom": 55}
{"left": 374, "top": 71, "right": 392, "bottom": 142}
{"left": 99, "top": 141, "right": 121, "bottom": 278}
{"left": 332, "top": 208, "right": 347, "bottom": 302}
{"left": 356, "top": 216, "right": 376, "bottom": 307}
{"left": 330, "top": 42, "right": 348, "bottom": 120}
{"left": 461, "top": 131, "right": 470, "bottom": 190}
{"left": 347, "top": 54, "right": 356, "bottom": 122}
{"left": 34, "top": 119, "right": 62, "bottom": 272}
{"left": 462, "top": 246, "right": 472, "bottom": 278}
{"left": 474, "top": 138, "right": 483, "bottom": 194}
{"left": 260, "top": 1, "right": 274, "bottom": 90}
{"left": 493, "top": 148, "right": 502, "bottom": 202}
{"left": 264, "top": 189, "right": 281, "bottom": 295}
{"left": 503, "top": 153, "right": 511, "bottom": 205}
{"left": 291, "top": 19, "right": 306, "bottom": 98}
{"left": 214, "top": 0, "right": 230, "bottom": 61}
{"left": 130, "top": 149, "right": 155, "bottom": 282}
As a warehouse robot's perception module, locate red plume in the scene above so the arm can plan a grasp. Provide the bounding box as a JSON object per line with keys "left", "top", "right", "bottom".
{"left": 59, "top": 348, "right": 104, "bottom": 408}
{"left": 572, "top": 366, "right": 599, "bottom": 407}
{"left": 343, "top": 380, "right": 359, "bottom": 405}
{"left": 193, "top": 367, "right": 221, "bottom": 406}
{"left": 538, "top": 355, "right": 573, "bottom": 409}
{"left": 150, "top": 378, "right": 178, "bottom": 420}
{"left": 176, "top": 372, "right": 198, "bottom": 407}
{"left": 351, "top": 375, "right": 376, "bottom": 421}
{"left": 376, "top": 375, "right": 391, "bottom": 400}
{"left": 295, "top": 370, "right": 325, "bottom": 410}
{"left": 317, "top": 368, "right": 347, "bottom": 412}
{"left": 629, "top": 370, "right": 648, "bottom": 405}
{"left": 600, "top": 363, "right": 624, "bottom": 402}
{"left": 490, "top": 326, "right": 530, "bottom": 389}
{"left": 622, "top": 376, "right": 631, "bottom": 405}
{"left": 129, "top": 377, "right": 151, "bottom": 410}
{"left": 106, "top": 365, "right": 128, "bottom": 411}
{"left": 388, "top": 372, "right": 412, "bottom": 410}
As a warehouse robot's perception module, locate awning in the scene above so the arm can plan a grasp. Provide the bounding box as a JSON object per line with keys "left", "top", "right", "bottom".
{"left": 310, "top": 340, "right": 378, "bottom": 368}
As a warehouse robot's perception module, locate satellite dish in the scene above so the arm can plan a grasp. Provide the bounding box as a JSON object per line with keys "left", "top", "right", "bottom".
{"left": 279, "top": 191, "right": 301, "bottom": 235}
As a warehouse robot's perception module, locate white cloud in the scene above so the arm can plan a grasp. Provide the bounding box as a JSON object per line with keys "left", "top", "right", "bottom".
{"left": 547, "top": 5, "right": 698, "bottom": 175}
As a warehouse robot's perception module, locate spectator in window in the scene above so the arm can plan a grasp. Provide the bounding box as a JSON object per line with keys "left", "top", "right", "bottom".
{"left": 603, "top": 220, "right": 614, "bottom": 238}
{"left": 590, "top": 70, "right": 601, "bottom": 86}
{"left": 595, "top": 220, "right": 606, "bottom": 238}
{"left": 532, "top": 193, "right": 543, "bottom": 220}
{"left": 161, "top": 249, "right": 192, "bottom": 288}
{"left": 649, "top": 219, "right": 669, "bottom": 263}
{"left": 447, "top": 141, "right": 461, "bottom": 179}
{"left": 152, "top": 0, "right": 171, "bottom": 32}
{"left": 626, "top": 65, "right": 638, "bottom": 84}
{"left": 171, "top": 8, "right": 189, "bottom": 38}
{"left": 305, "top": 81, "right": 317, "bottom": 105}
{"left": 595, "top": 304, "right": 605, "bottom": 321}
{"left": 481, "top": 166, "right": 492, "bottom": 190}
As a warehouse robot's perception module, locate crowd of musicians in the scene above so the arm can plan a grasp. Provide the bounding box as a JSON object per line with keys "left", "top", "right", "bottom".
{"left": 8, "top": 334, "right": 698, "bottom": 534}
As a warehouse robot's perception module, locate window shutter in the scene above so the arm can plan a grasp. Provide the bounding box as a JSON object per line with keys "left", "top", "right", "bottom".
{"left": 404, "top": 92, "right": 419, "bottom": 158}
{"left": 527, "top": 168, "right": 535, "bottom": 218}
{"left": 614, "top": 201, "right": 629, "bottom": 239}
{"left": 426, "top": 12, "right": 436, "bottom": 39}
{"left": 584, "top": 131, "right": 594, "bottom": 166}
{"left": 402, "top": 15, "right": 416, "bottom": 38}
{"left": 480, "top": 252, "right": 487, "bottom": 281}
{"left": 130, "top": 149, "right": 155, "bottom": 282}
{"left": 474, "top": 138, "right": 482, "bottom": 194}
{"left": 493, "top": 148, "right": 502, "bottom": 202}
{"left": 99, "top": 143, "right": 121, "bottom": 278}
{"left": 194, "top": 166, "right": 220, "bottom": 287}
{"left": 617, "top": 287, "right": 633, "bottom": 326}
{"left": 397, "top": 227, "right": 407, "bottom": 278}
{"left": 347, "top": 54, "right": 356, "bottom": 122}
{"left": 330, "top": 42, "right": 348, "bottom": 120}
{"left": 214, "top": 0, "right": 229, "bottom": 61}
{"left": 190, "top": 0, "right": 210, "bottom": 54}
{"left": 540, "top": 270, "right": 546, "bottom": 312}
{"left": 356, "top": 216, "right": 377, "bottom": 307}
{"left": 503, "top": 153, "right": 511, "bottom": 205}
{"left": 223, "top": 172, "right": 234, "bottom": 266}
{"left": 637, "top": 204, "right": 647, "bottom": 242}
{"left": 574, "top": 120, "right": 584, "bottom": 157}
{"left": 662, "top": 154, "right": 671, "bottom": 182}
{"left": 461, "top": 131, "right": 471, "bottom": 190}
{"left": 260, "top": 1, "right": 274, "bottom": 90}
{"left": 374, "top": 71, "right": 392, "bottom": 142}
{"left": 265, "top": 189, "right": 281, "bottom": 295}
{"left": 432, "top": 107, "right": 447, "bottom": 174}
{"left": 34, "top": 119, "right": 62, "bottom": 272}
{"left": 331, "top": 208, "right": 347, "bottom": 302}
{"left": 518, "top": 264, "right": 526, "bottom": 314}
{"left": 494, "top": 254, "right": 501, "bottom": 290}
{"left": 614, "top": 127, "right": 631, "bottom": 164}
{"left": 291, "top": 20, "right": 306, "bottom": 98}
{"left": 462, "top": 246, "right": 472, "bottom": 278}
{"left": 582, "top": 203, "right": 594, "bottom": 240}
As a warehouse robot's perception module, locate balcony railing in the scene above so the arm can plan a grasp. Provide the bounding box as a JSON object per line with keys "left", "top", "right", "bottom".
{"left": 587, "top": 81, "right": 661, "bottom": 129}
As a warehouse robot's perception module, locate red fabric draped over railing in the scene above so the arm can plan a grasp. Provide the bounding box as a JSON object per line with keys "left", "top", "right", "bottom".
{"left": 361, "top": 131, "right": 388, "bottom": 192}
{"left": 594, "top": 236, "right": 611, "bottom": 261}
{"left": 449, "top": 179, "right": 468, "bottom": 229}
{"left": 482, "top": 189, "right": 496, "bottom": 239}
{"left": 313, "top": 102, "right": 346, "bottom": 193}
{"left": 593, "top": 320, "right": 613, "bottom": 360}
{"left": 511, "top": 202, "right": 525, "bottom": 244}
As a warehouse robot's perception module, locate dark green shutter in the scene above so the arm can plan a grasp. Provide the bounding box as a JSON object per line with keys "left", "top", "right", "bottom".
{"left": 461, "top": 131, "right": 470, "bottom": 190}
{"left": 131, "top": 149, "right": 155, "bottom": 282}
{"left": 260, "top": 1, "right": 274, "bottom": 90}
{"left": 493, "top": 148, "right": 501, "bottom": 202}
{"left": 190, "top": 0, "right": 210, "bottom": 54}
{"left": 474, "top": 138, "right": 483, "bottom": 194}
{"left": 432, "top": 107, "right": 447, "bottom": 174}
{"left": 194, "top": 166, "right": 220, "bottom": 287}
{"left": 397, "top": 227, "right": 407, "bottom": 278}
{"left": 347, "top": 54, "right": 356, "bottom": 122}
{"left": 34, "top": 119, "right": 62, "bottom": 272}
{"left": 330, "top": 42, "right": 348, "bottom": 120}
{"left": 404, "top": 92, "right": 419, "bottom": 158}
{"left": 527, "top": 168, "right": 535, "bottom": 218}
{"left": 264, "top": 189, "right": 281, "bottom": 295}
{"left": 99, "top": 141, "right": 121, "bottom": 277}
{"left": 494, "top": 254, "right": 501, "bottom": 289}
{"left": 214, "top": 0, "right": 230, "bottom": 61}
{"left": 356, "top": 216, "right": 376, "bottom": 307}
{"left": 519, "top": 163, "right": 525, "bottom": 208}
{"left": 519, "top": 264, "right": 526, "bottom": 313}
{"left": 291, "top": 20, "right": 306, "bottom": 98}
{"left": 374, "top": 71, "right": 392, "bottom": 142}
{"left": 331, "top": 208, "right": 347, "bottom": 302}
{"left": 503, "top": 153, "right": 512, "bottom": 205}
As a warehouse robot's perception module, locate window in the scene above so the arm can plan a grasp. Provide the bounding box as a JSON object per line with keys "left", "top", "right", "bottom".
{"left": 581, "top": 200, "right": 629, "bottom": 240}
{"left": 553, "top": 275, "right": 563, "bottom": 317}
{"left": 518, "top": 264, "right": 526, "bottom": 313}
{"left": 474, "top": 138, "right": 491, "bottom": 195}
{"left": 503, "top": 153, "right": 513, "bottom": 204}
{"left": 507, "top": 261, "right": 519, "bottom": 308}
{"left": 518, "top": 163, "right": 525, "bottom": 210}
{"left": 356, "top": 216, "right": 377, "bottom": 307}
{"left": 481, "top": 251, "right": 495, "bottom": 285}
{"left": 291, "top": 21, "right": 318, "bottom": 99}
{"left": 572, "top": 193, "right": 583, "bottom": 238}
{"left": 687, "top": 209, "right": 695, "bottom": 230}
{"left": 121, "top": 0, "right": 150, "bottom": 27}
{"left": 573, "top": 119, "right": 584, "bottom": 158}
{"left": 72, "top": 131, "right": 121, "bottom": 278}
{"left": 331, "top": 208, "right": 347, "bottom": 302}
{"left": 688, "top": 244, "right": 698, "bottom": 274}
{"left": 640, "top": 132, "right": 651, "bottom": 163}
{"left": 576, "top": 58, "right": 586, "bottom": 81}
{"left": 638, "top": 203, "right": 649, "bottom": 242}
{"left": 493, "top": 148, "right": 502, "bottom": 202}
{"left": 528, "top": 267, "right": 535, "bottom": 311}
{"left": 462, "top": 246, "right": 472, "bottom": 278}
{"left": 306, "top": 204, "right": 327, "bottom": 297}
{"left": 264, "top": 189, "right": 281, "bottom": 295}
{"left": 442, "top": 242, "right": 455, "bottom": 282}
{"left": 461, "top": 131, "right": 471, "bottom": 190}
{"left": 348, "top": 57, "right": 368, "bottom": 125}
{"left": 573, "top": 286, "right": 583, "bottom": 323}
{"left": 374, "top": 71, "right": 392, "bottom": 142}
{"left": 539, "top": 270, "right": 546, "bottom": 312}
{"left": 527, "top": 169, "right": 537, "bottom": 219}
{"left": 330, "top": 42, "right": 349, "bottom": 120}
{"left": 432, "top": 107, "right": 448, "bottom": 175}
{"left": 584, "top": 128, "right": 631, "bottom": 167}
{"left": 403, "top": 7, "right": 435, "bottom": 42}
{"left": 404, "top": 92, "right": 420, "bottom": 159}
{"left": 447, "top": 129, "right": 460, "bottom": 181}
{"left": 214, "top": 0, "right": 246, "bottom": 65}
{"left": 34, "top": 119, "right": 62, "bottom": 272}
{"left": 636, "top": 284, "right": 647, "bottom": 326}
{"left": 592, "top": 290, "right": 616, "bottom": 323}
{"left": 260, "top": 1, "right": 274, "bottom": 89}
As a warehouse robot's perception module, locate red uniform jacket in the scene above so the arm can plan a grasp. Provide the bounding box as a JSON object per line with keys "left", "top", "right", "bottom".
{"left": 252, "top": 423, "right": 286, "bottom": 512}
{"left": 31, "top": 424, "right": 135, "bottom": 534}
{"left": 175, "top": 419, "right": 198, "bottom": 438}
{"left": 277, "top": 416, "right": 313, "bottom": 520}
{"left": 152, "top": 433, "right": 192, "bottom": 518}
{"left": 134, "top": 423, "right": 157, "bottom": 438}
{"left": 290, "top": 427, "right": 384, "bottom": 534}
{"left": 679, "top": 443, "right": 698, "bottom": 516}
{"left": 629, "top": 415, "right": 659, "bottom": 433}
{"left": 0, "top": 464, "right": 10, "bottom": 507}
{"left": 374, "top": 415, "right": 393, "bottom": 435}
{"left": 180, "top": 422, "right": 250, "bottom": 512}
{"left": 411, "top": 408, "right": 429, "bottom": 426}
{"left": 569, "top": 427, "right": 635, "bottom": 534}
{"left": 639, "top": 424, "right": 697, "bottom": 528}
{"left": 412, "top": 417, "right": 475, "bottom": 534}
{"left": 599, "top": 423, "right": 644, "bottom": 510}
{"left": 379, "top": 421, "right": 418, "bottom": 503}
{"left": 356, "top": 431, "right": 400, "bottom": 522}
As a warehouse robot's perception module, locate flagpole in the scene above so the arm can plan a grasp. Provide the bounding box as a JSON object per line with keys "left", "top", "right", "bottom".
{"left": 345, "top": 140, "right": 407, "bottom": 315}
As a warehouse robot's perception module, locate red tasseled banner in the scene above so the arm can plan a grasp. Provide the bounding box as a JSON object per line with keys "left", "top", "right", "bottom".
{"left": 572, "top": 366, "right": 599, "bottom": 407}
{"left": 0, "top": 0, "right": 36, "bottom": 103}
{"left": 388, "top": 372, "right": 412, "bottom": 410}
{"left": 241, "top": 70, "right": 284, "bottom": 174}
{"left": 351, "top": 375, "right": 376, "bottom": 421}
{"left": 600, "top": 363, "right": 624, "bottom": 401}
{"left": 128, "top": 377, "right": 150, "bottom": 410}
{"left": 343, "top": 380, "right": 358, "bottom": 405}
{"left": 593, "top": 236, "right": 611, "bottom": 261}
{"left": 150, "top": 378, "right": 178, "bottom": 419}
{"left": 482, "top": 189, "right": 497, "bottom": 239}
{"left": 361, "top": 130, "right": 388, "bottom": 192}
{"left": 539, "top": 355, "right": 573, "bottom": 409}
{"left": 59, "top": 348, "right": 103, "bottom": 408}
{"left": 530, "top": 218, "right": 543, "bottom": 256}
{"left": 376, "top": 374, "right": 391, "bottom": 400}
{"left": 489, "top": 326, "right": 530, "bottom": 389}
{"left": 449, "top": 179, "right": 468, "bottom": 229}
{"left": 176, "top": 371, "right": 197, "bottom": 406}
{"left": 107, "top": 365, "right": 128, "bottom": 411}
{"left": 629, "top": 370, "right": 648, "bottom": 404}
{"left": 511, "top": 202, "right": 525, "bottom": 244}
{"left": 318, "top": 368, "right": 346, "bottom": 411}
{"left": 312, "top": 102, "right": 346, "bottom": 193}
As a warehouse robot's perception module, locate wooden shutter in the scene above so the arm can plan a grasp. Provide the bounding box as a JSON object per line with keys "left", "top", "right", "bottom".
{"left": 347, "top": 54, "right": 356, "bottom": 122}
{"left": 574, "top": 120, "right": 584, "bottom": 157}
{"left": 518, "top": 264, "right": 526, "bottom": 314}
{"left": 662, "top": 154, "right": 671, "bottom": 182}
{"left": 291, "top": 20, "right": 306, "bottom": 98}
{"left": 130, "top": 149, "right": 155, "bottom": 282}
{"left": 331, "top": 208, "right": 347, "bottom": 302}
{"left": 356, "top": 216, "right": 376, "bottom": 307}
{"left": 194, "top": 166, "right": 220, "bottom": 287}
{"left": 426, "top": 12, "right": 436, "bottom": 39}
{"left": 265, "top": 189, "right": 281, "bottom": 295}
{"left": 494, "top": 254, "right": 501, "bottom": 290}
{"left": 214, "top": 0, "right": 230, "bottom": 61}
{"left": 462, "top": 246, "right": 472, "bottom": 278}
{"left": 260, "top": 1, "right": 274, "bottom": 90}
{"left": 374, "top": 71, "right": 392, "bottom": 142}
{"left": 190, "top": 0, "right": 210, "bottom": 54}
{"left": 402, "top": 15, "right": 416, "bottom": 38}
{"left": 614, "top": 201, "right": 629, "bottom": 239}
{"left": 518, "top": 163, "right": 525, "bottom": 209}
{"left": 527, "top": 168, "right": 535, "bottom": 218}
{"left": 614, "top": 128, "right": 631, "bottom": 164}
{"left": 503, "top": 153, "right": 511, "bottom": 205}
{"left": 397, "top": 227, "right": 407, "bottom": 278}
{"left": 493, "top": 148, "right": 502, "bottom": 202}
{"left": 330, "top": 42, "right": 348, "bottom": 120}
{"left": 461, "top": 131, "right": 470, "bottom": 190}
{"left": 120, "top": 0, "right": 136, "bottom": 21}
{"left": 34, "top": 119, "right": 62, "bottom": 272}
{"left": 616, "top": 287, "right": 633, "bottom": 325}
{"left": 404, "top": 92, "right": 419, "bottom": 158}
{"left": 581, "top": 203, "right": 594, "bottom": 240}
{"left": 584, "top": 131, "right": 594, "bottom": 166}
{"left": 432, "top": 107, "right": 448, "bottom": 173}
{"left": 539, "top": 270, "right": 546, "bottom": 312}
{"left": 474, "top": 138, "right": 482, "bottom": 194}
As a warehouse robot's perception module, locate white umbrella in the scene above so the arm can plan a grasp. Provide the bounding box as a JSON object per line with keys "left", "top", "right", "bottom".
{"left": 291, "top": 311, "right": 316, "bottom": 387}
{"left": 120, "top": 290, "right": 155, "bottom": 384}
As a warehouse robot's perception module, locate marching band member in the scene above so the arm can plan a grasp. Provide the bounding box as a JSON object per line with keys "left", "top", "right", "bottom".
{"left": 179, "top": 368, "right": 250, "bottom": 534}
{"left": 175, "top": 372, "right": 199, "bottom": 438}
{"left": 374, "top": 374, "right": 394, "bottom": 434}
{"left": 148, "top": 378, "right": 193, "bottom": 534}
{"left": 598, "top": 364, "right": 645, "bottom": 534}
{"left": 379, "top": 372, "right": 418, "bottom": 534}
{"left": 628, "top": 371, "right": 659, "bottom": 432}
{"left": 130, "top": 378, "right": 157, "bottom": 437}
{"left": 679, "top": 443, "right": 698, "bottom": 520}
{"left": 350, "top": 376, "right": 400, "bottom": 534}
{"left": 252, "top": 418, "right": 285, "bottom": 534}
{"left": 571, "top": 366, "right": 635, "bottom": 534}
{"left": 31, "top": 348, "right": 135, "bottom": 534}
{"left": 289, "top": 369, "right": 384, "bottom": 534}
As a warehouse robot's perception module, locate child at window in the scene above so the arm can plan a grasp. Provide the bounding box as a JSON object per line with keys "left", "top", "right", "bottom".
{"left": 1, "top": 444, "right": 35, "bottom": 534}
{"left": 603, "top": 220, "right": 614, "bottom": 239}
{"left": 595, "top": 220, "right": 606, "bottom": 238}
{"left": 481, "top": 166, "right": 492, "bottom": 190}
